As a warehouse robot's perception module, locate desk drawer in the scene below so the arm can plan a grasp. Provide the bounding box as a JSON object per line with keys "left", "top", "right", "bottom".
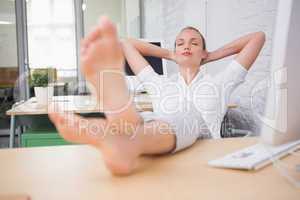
{"left": 21, "top": 130, "right": 72, "bottom": 147}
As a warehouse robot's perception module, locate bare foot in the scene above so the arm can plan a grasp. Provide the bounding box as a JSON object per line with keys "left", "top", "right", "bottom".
{"left": 80, "top": 16, "right": 141, "bottom": 125}
{"left": 48, "top": 111, "right": 143, "bottom": 175}
{"left": 49, "top": 16, "right": 143, "bottom": 175}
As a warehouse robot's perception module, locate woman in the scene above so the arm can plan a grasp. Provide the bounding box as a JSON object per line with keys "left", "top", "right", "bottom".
{"left": 49, "top": 16, "right": 265, "bottom": 175}
{"left": 121, "top": 24, "right": 265, "bottom": 149}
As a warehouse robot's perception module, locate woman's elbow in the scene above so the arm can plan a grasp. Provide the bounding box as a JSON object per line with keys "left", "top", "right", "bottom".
{"left": 256, "top": 31, "right": 266, "bottom": 43}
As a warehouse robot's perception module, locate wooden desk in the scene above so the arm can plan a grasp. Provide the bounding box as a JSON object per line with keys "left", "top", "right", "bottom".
{"left": 0, "top": 138, "right": 299, "bottom": 200}
{"left": 6, "top": 95, "right": 152, "bottom": 116}
{"left": 6, "top": 95, "right": 152, "bottom": 148}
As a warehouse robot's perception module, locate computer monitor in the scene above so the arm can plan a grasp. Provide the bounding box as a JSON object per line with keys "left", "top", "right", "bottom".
{"left": 124, "top": 40, "right": 167, "bottom": 92}
{"left": 260, "top": 0, "right": 300, "bottom": 145}
{"left": 124, "top": 41, "right": 164, "bottom": 76}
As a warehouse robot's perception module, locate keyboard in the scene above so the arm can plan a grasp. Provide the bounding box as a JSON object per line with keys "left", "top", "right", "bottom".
{"left": 208, "top": 139, "right": 300, "bottom": 170}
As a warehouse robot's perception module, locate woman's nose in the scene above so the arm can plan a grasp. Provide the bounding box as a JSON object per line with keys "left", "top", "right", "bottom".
{"left": 184, "top": 46, "right": 191, "bottom": 50}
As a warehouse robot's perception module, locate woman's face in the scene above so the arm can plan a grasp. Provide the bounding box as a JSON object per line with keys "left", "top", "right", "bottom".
{"left": 175, "top": 29, "right": 207, "bottom": 68}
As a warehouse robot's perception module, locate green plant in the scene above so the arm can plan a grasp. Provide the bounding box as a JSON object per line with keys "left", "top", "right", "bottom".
{"left": 31, "top": 71, "right": 49, "bottom": 87}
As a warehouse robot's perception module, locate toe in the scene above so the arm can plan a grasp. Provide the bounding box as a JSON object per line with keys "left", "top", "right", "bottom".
{"left": 98, "top": 16, "right": 118, "bottom": 40}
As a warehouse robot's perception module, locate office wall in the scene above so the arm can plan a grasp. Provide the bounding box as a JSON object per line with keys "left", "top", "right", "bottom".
{"left": 0, "top": 25, "right": 17, "bottom": 67}
{"left": 141, "top": 0, "right": 279, "bottom": 134}
{"left": 125, "top": 0, "right": 140, "bottom": 38}
{"left": 206, "top": 0, "right": 277, "bottom": 75}
{"left": 0, "top": 1, "right": 17, "bottom": 67}
{"left": 84, "top": 0, "right": 126, "bottom": 36}
{"left": 83, "top": 0, "right": 140, "bottom": 38}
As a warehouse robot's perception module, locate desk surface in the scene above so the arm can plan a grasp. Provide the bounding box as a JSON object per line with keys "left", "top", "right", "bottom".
{"left": 0, "top": 138, "right": 299, "bottom": 200}
{"left": 6, "top": 95, "right": 238, "bottom": 116}
{"left": 6, "top": 95, "right": 153, "bottom": 116}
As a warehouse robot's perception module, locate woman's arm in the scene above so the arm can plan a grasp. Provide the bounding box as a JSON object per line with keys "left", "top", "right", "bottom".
{"left": 126, "top": 38, "right": 174, "bottom": 60}
{"left": 202, "top": 31, "right": 266, "bottom": 70}
{"left": 121, "top": 40, "right": 151, "bottom": 75}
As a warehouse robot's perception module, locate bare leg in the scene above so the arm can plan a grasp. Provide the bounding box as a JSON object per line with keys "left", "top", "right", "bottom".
{"left": 49, "top": 17, "right": 175, "bottom": 175}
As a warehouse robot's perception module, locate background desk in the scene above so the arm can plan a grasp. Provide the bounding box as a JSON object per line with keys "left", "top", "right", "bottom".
{"left": 0, "top": 138, "right": 299, "bottom": 200}
{"left": 6, "top": 95, "right": 152, "bottom": 148}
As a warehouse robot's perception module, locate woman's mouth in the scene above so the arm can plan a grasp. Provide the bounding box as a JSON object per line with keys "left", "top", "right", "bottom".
{"left": 182, "top": 52, "right": 192, "bottom": 56}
